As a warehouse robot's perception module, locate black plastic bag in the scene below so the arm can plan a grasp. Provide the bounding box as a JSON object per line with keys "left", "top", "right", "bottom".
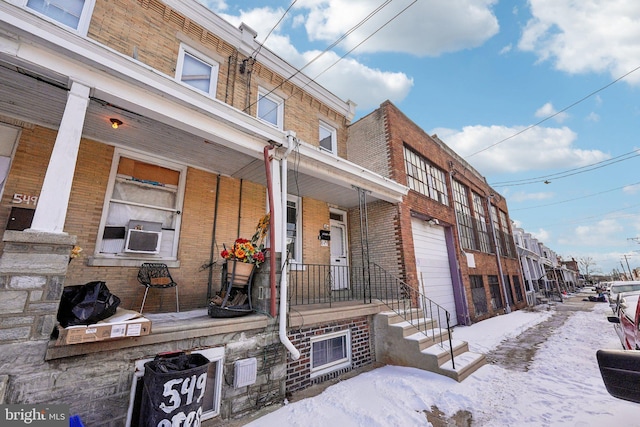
{"left": 57, "top": 281, "right": 121, "bottom": 327}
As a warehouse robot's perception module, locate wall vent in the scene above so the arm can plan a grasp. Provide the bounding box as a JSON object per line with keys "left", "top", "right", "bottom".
{"left": 234, "top": 358, "right": 257, "bottom": 388}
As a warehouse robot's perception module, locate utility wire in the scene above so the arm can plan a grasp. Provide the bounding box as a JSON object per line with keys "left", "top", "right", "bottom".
{"left": 251, "top": 0, "right": 298, "bottom": 60}
{"left": 491, "top": 150, "right": 640, "bottom": 187}
{"left": 510, "top": 180, "right": 640, "bottom": 211}
{"left": 465, "top": 64, "right": 640, "bottom": 159}
{"left": 247, "top": 0, "right": 399, "bottom": 114}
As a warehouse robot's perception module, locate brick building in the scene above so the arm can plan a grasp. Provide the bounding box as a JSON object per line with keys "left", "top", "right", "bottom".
{"left": 0, "top": 1, "right": 414, "bottom": 425}
{"left": 348, "top": 101, "right": 527, "bottom": 326}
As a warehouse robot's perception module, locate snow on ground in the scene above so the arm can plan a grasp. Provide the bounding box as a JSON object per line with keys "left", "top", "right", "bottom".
{"left": 246, "top": 296, "right": 639, "bottom": 427}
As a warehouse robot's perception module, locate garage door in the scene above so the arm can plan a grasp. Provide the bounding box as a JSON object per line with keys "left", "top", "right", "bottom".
{"left": 411, "top": 218, "right": 457, "bottom": 326}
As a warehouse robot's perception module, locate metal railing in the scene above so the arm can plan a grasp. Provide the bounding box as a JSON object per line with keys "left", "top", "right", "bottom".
{"left": 287, "top": 262, "right": 455, "bottom": 368}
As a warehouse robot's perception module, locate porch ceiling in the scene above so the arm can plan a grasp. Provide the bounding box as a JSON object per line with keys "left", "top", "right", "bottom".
{"left": 0, "top": 58, "right": 387, "bottom": 209}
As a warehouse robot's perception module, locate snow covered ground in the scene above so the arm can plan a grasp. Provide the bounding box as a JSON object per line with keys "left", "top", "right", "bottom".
{"left": 246, "top": 294, "right": 638, "bottom": 426}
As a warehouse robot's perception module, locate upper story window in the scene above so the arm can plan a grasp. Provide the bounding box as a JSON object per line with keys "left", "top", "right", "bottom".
{"left": 24, "top": 0, "right": 95, "bottom": 34}
{"left": 319, "top": 121, "right": 337, "bottom": 154}
{"left": 403, "top": 145, "right": 449, "bottom": 206}
{"left": 472, "top": 192, "right": 492, "bottom": 253}
{"left": 95, "top": 150, "right": 186, "bottom": 265}
{"left": 176, "top": 45, "right": 219, "bottom": 97}
{"left": 257, "top": 88, "right": 283, "bottom": 129}
{"left": 452, "top": 180, "right": 477, "bottom": 251}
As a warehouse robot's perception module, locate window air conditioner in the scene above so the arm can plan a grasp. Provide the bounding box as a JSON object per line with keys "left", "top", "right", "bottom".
{"left": 124, "top": 229, "right": 162, "bottom": 254}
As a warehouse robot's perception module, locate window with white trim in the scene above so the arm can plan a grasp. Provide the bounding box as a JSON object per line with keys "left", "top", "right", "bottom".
{"left": 96, "top": 150, "right": 186, "bottom": 261}
{"left": 310, "top": 329, "right": 351, "bottom": 378}
{"left": 176, "top": 45, "right": 219, "bottom": 97}
{"left": 319, "top": 121, "right": 336, "bottom": 154}
{"left": 286, "top": 195, "right": 302, "bottom": 263}
{"left": 24, "top": 0, "right": 95, "bottom": 34}
{"left": 257, "top": 88, "right": 283, "bottom": 129}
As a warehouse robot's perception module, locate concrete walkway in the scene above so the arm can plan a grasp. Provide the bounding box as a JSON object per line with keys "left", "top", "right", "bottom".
{"left": 485, "top": 291, "right": 597, "bottom": 372}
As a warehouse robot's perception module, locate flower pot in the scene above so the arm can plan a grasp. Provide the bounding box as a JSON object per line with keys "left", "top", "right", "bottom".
{"left": 226, "top": 260, "right": 255, "bottom": 286}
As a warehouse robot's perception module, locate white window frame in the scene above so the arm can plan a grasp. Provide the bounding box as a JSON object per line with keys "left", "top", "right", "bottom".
{"left": 22, "top": 0, "right": 96, "bottom": 35}
{"left": 175, "top": 44, "right": 219, "bottom": 97}
{"left": 92, "top": 148, "right": 186, "bottom": 266}
{"left": 310, "top": 329, "right": 352, "bottom": 378}
{"left": 319, "top": 121, "right": 337, "bottom": 155}
{"left": 125, "top": 347, "right": 225, "bottom": 426}
{"left": 257, "top": 87, "right": 284, "bottom": 129}
{"left": 286, "top": 195, "right": 302, "bottom": 264}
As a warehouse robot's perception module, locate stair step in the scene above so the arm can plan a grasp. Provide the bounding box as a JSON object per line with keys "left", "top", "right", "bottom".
{"left": 438, "top": 351, "right": 487, "bottom": 382}
{"left": 421, "top": 339, "right": 469, "bottom": 361}
{"left": 392, "top": 320, "right": 439, "bottom": 337}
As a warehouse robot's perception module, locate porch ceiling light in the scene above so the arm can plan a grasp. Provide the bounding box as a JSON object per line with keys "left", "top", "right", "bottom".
{"left": 110, "top": 118, "right": 123, "bottom": 129}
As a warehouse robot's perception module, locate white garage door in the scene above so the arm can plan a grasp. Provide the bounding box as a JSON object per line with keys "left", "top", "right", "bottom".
{"left": 411, "top": 218, "right": 458, "bottom": 326}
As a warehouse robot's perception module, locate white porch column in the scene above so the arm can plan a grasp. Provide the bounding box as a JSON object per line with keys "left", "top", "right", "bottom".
{"left": 270, "top": 157, "right": 283, "bottom": 253}
{"left": 29, "top": 81, "right": 90, "bottom": 234}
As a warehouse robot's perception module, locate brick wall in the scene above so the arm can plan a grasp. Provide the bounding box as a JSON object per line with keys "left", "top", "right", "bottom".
{"left": 286, "top": 316, "right": 374, "bottom": 393}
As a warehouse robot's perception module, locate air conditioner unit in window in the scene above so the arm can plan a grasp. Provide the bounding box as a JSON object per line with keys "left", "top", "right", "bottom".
{"left": 124, "top": 229, "right": 162, "bottom": 254}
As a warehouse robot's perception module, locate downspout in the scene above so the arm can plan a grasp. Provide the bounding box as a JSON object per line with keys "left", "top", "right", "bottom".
{"left": 488, "top": 194, "right": 511, "bottom": 313}
{"left": 263, "top": 146, "right": 278, "bottom": 317}
{"left": 279, "top": 132, "right": 300, "bottom": 359}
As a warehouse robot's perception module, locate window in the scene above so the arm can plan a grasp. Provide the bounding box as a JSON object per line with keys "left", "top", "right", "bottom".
{"left": 286, "top": 195, "right": 302, "bottom": 263}
{"left": 24, "top": 0, "right": 95, "bottom": 34}
{"left": 452, "top": 180, "right": 476, "bottom": 251}
{"left": 96, "top": 150, "right": 186, "bottom": 263}
{"left": 257, "top": 88, "right": 283, "bottom": 129}
{"left": 403, "top": 146, "right": 448, "bottom": 205}
{"left": 490, "top": 205, "right": 502, "bottom": 256}
{"left": 470, "top": 275, "right": 487, "bottom": 317}
{"left": 176, "top": 45, "right": 219, "bottom": 96}
{"left": 499, "top": 210, "right": 516, "bottom": 258}
{"left": 513, "top": 275, "right": 524, "bottom": 302}
{"left": 126, "top": 347, "right": 224, "bottom": 425}
{"left": 472, "top": 192, "right": 492, "bottom": 253}
{"left": 319, "top": 121, "right": 336, "bottom": 154}
{"left": 310, "top": 329, "right": 351, "bottom": 378}
{"left": 488, "top": 275, "right": 503, "bottom": 310}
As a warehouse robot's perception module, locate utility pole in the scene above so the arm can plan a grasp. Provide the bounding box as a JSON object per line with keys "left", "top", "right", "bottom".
{"left": 623, "top": 254, "right": 634, "bottom": 280}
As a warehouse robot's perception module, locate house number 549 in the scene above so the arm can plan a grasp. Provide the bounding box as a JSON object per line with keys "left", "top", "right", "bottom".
{"left": 12, "top": 193, "right": 38, "bottom": 205}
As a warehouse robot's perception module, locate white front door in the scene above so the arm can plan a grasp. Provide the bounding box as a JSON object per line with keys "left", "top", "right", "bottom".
{"left": 330, "top": 211, "right": 349, "bottom": 290}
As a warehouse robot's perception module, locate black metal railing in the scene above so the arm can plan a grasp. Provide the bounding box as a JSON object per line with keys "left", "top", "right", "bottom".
{"left": 287, "top": 262, "right": 455, "bottom": 369}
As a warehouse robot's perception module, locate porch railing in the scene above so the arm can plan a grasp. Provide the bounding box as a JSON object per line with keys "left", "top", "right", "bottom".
{"left": 287, "top": 262, "right": 455, "bottom": 369}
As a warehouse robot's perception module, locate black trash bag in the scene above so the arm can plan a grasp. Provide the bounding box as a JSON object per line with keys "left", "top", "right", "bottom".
{"left": 57, "top": 281, "right": 121, "bottom": 327}
{"left": 138, "top": 352, "right": 210, "bottom": 427}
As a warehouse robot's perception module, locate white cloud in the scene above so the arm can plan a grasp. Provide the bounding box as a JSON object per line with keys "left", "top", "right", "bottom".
{"left": 499, "top": 44, "right": 513, "bottom": 55}
{"left": 509, "top": 191, "right": 554, "bottom": 202}
{"left": 535, "top": 102, "right": 568, "bottom": 123}
{"left": 205, "top": 2, "right": 414, "bottom": 110}
{"left": 295, "top": 0, "right": 499, "bottom": 56}
{"left": 558, "top": 219, "right": 624, "bottom": 247}
{"left": 430, "top": 124, "right": 609, "bottom": 175}
{"left": 585, "top": 112, "right": 600, "bottom": 122}
{"left": 623, "top": 183, "right": 640, "bottom": 194}
{"left": 519, "top": 0, "right": 640, "bottom": 85}
{"left": 530, "top": 228, "right": 550, "bottom": 242}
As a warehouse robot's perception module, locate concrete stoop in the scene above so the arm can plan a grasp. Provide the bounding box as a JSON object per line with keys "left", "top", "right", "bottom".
{"left": 374, "top": 310, "right": 486, "bottom": 382}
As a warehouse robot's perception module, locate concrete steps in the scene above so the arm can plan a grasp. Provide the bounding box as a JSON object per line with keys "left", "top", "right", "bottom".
{"left": 374, "top": 310, "right": 486, "bottom": 382}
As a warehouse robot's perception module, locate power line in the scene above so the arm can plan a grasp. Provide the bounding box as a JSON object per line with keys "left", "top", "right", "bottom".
{"left": 509, "top": 180, "right": 640, "bottom": 211}
{"left": 465, "top": 64, "right": 640, "bottom": 159}
{"left": 491, "top": 149, "right": 640, "bottom": 187}
{"left": 251, "top": 1, "right": 298, "bottom": 60}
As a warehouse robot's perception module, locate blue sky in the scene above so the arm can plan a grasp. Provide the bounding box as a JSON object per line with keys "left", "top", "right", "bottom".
{"left": 199, "top": 0, "right": 640, "bottom": 276}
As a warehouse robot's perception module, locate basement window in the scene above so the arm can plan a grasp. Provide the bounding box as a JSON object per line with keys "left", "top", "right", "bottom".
{"left": 310, "top": 329, "right": 351, "bottom": 378}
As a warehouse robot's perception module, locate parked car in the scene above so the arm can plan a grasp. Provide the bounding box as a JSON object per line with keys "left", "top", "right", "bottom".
{"left": 607, "top": 281, "right": 640, "bottom": 313}
{"left": 607, "top": 292, "right": 640, "bottom": 350}
{"left": 597, "top": 349, "right": 640, "bottom": 404}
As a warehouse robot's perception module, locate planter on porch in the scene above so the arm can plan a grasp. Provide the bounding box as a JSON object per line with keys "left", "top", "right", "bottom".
{"left": 208, "top": 260, "right": 255, "bottom": 318}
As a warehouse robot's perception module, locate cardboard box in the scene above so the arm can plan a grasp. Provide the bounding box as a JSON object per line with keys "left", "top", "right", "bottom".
{"left": 55, "top": 308, "right": 152, "bottom": 345}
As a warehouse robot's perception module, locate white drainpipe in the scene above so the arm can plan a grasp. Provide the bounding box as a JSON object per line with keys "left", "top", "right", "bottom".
{"left": 279, "top": 131, "right": 300, "bottom": 359}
